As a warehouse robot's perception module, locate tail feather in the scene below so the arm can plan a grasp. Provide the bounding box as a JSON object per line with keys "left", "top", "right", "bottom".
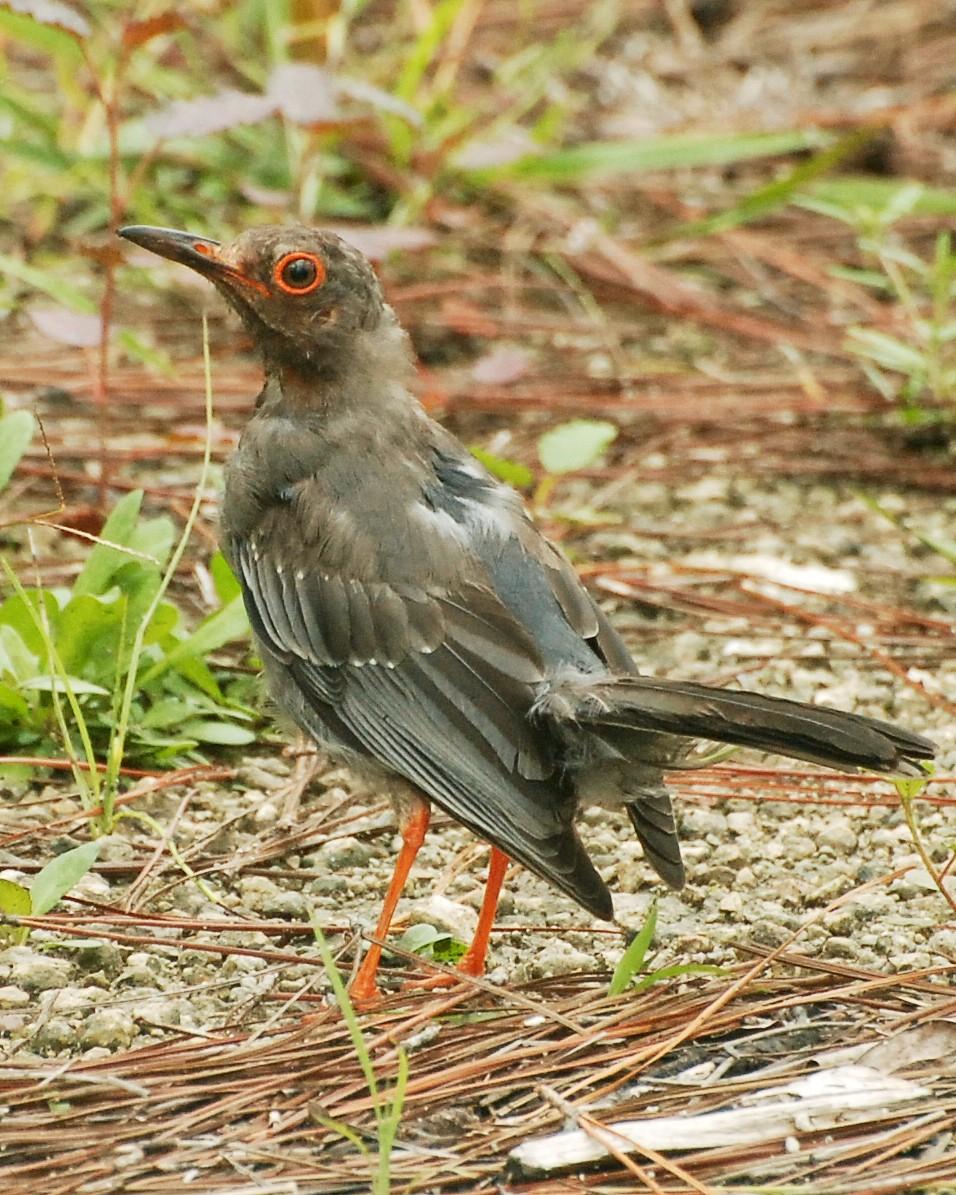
{"left": 561, "top": 676, "right": 935, "bottom": 776}
{"left": 626, "top": 793, "right": 685, "bottom": 889}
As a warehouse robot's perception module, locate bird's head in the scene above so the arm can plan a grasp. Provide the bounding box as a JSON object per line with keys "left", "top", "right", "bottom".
{"left": 119, "top": 223, "right": 392, "bottom": 375}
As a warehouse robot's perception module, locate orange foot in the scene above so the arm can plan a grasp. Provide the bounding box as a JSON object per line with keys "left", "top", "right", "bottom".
{"left": 401, "top": 950, "right": 486, "bottom": 992}
{"left": 347, "top": 975, "right": 384, "bottom": 1005}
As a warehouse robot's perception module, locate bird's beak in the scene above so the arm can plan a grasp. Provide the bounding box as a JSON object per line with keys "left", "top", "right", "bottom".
{"left": 118, "top": 225, "right": 268, "bottom": 295}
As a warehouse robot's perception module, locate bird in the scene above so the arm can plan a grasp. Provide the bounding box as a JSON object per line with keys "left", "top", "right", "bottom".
{"left": 119, "top": 223, "right": 935, "bottom": 1001}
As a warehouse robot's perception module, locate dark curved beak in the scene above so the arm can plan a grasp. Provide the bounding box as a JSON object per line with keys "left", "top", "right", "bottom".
{"left": 118, "top": 225, "right": 269, "bottom": 297}
{"left": 118, "top": 225, "right": 222, "bottom": 271}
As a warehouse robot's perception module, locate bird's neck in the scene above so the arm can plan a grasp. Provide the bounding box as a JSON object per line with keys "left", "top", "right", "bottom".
{"left": 258, "top": 309, "right": 415, "bottom": 417}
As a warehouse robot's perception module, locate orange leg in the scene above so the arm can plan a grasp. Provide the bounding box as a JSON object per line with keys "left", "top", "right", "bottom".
{"left": 405, "top": 846, "right": 509, "bottom": 990}
{"left": 457, "top": 846, "right": 509, "bottom": 976}
{"left": 349, "top": 802, "right": 430, "bottom": 1003}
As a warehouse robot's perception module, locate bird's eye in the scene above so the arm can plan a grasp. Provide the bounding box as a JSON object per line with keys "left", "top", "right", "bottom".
{"left": 274, "top": 252, "right": 325, "bottom": 295}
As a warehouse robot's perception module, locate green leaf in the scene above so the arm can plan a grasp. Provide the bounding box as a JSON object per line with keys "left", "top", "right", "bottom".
{"left": 665, "top": 129, "right": 874, "bottom": 241}
{"left": 177, "top": 719, "right": 255, "bottom": 745}
{"left": 0, "top": 623, "right": 39, "bottom": 683}
{"left": 798, "top": 177, "right": 956, "bottom": 220}
{"left": 846, "top": 328, "right": 928, "bottom": 374}
{"left": 609, "top": 900, "right": 657, "bottom": 997}
{"left": 629, "top": 962, "right": 725, "bottom": 993}
{"left": 0, "top": 252, "right": 94, "bottom": 311}
{"left": 169, "top": 652, "right": 224, "bottom": 701}
{"left": 210, "top": 552, "right": 241, "bottom": 604}
{"left": 54, "top": 593, "right": 121, "bottom": 676}
{"left": 538, "top": 419, "right": 618, "bottom": 475}
{"left": 72, "top": 490, "right": 144, "bottom": 597}
{"left": 128, "top": 515, "right": 176, "bottom": 571}
{"left": 30, "top": 840, "right": 100, "bottom": 915}
{"left": 116, "top": 329, "right": 176, "bottom": 378}
{"left": 0, "top": 877, "right": 31, "bottom": 917}
{"left": 0, "top": 877, "right": 31, "bottom": 945}
{"left": 141, "top": 594, "right": 249, "bottom": 684}
{"left": 141, "top": 697, "right": 204, "bottom": 729}
{"left": 19, "top": 675, "right": 111, "bottom": 695}
{"left": 142, "top": 600, "right": 179, "bottom": 646}
{"left": 0, "top": 409, "right": 34, "bottom": 491}
{"left": 470, "top": 447, "right": 534, "bottom": 488}
{"left": 0, "top": 587, "right": 60, "bottom": 658}
{"left": 0, "top": 681, "right": 31, "bottom": 723}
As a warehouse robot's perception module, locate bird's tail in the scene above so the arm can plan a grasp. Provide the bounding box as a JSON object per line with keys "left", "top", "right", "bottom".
{"left": 548, "top": 674, "right": 935, "bottom": 776}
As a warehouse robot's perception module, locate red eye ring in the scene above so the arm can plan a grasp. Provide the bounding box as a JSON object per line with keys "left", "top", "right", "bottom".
{"left": 274, "top": 251, "right": 326, "bottom": 295}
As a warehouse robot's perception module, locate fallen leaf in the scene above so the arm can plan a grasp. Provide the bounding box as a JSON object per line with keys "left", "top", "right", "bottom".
{"left": 147, "top": 90, "right": 274, "bottom": 139}
{"left": 266, "top": 63, "right": 340, "bottom": 127}
{"left": 327, "top": 223, "right": 436, "bottom": 260}
{"left": 4, "top": 0, "right": 89, "bottom": 37}
{"left": 471, "top": 346, "right": 531, "bottom": 385}
{"left": 29, "top": 305, "right": 107, "bottom": 348}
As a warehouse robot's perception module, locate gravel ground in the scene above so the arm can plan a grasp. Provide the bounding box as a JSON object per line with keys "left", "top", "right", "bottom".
{"left": 1, "top": 464, "right": 953, "bottom": 1061}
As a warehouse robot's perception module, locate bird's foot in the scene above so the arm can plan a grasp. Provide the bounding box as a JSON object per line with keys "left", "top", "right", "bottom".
{"left": 401, "top": 950, "right": 486, "bottom": 992}
{"left": 347, "top": 976, "right": 383, "bottom": 1006}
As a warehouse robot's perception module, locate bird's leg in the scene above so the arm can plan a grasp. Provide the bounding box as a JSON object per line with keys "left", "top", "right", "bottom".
{"left": 457, "top": 846, "right": 509, "bottom": 976}
{"left": 405, "top": 846, "right": 509, "bottom": 990}
{"left": 349, "top": 798, "right": 430, "bottom": 1003}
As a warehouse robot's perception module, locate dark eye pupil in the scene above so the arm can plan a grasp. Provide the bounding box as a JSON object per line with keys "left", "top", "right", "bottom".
{"left": 283, "top": 257, "right": 316, "bottom": 287}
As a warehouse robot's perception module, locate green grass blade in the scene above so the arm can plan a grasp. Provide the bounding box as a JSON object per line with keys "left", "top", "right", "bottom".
{"left": 472, "top": 129, "right": 829, "bottom": 185}
{"left": 660, "top": 129, "right": 875, "bottom": 241}
{"left": 608, "top": 899, "right": 657, "bottom": 997}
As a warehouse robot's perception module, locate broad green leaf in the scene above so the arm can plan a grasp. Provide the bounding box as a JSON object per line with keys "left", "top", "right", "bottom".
{"left": 30, "top": 840, "right": 100, "bottom": 916}
{"left": 470, "top": 447, "right": 534, "bottom": 488}
{"left": 116, "top": 329, "right": 176, "bottom": 378}
{"left": 141, "top": 697, "right": 204, "bottom": 729}
{"left": 142, "top": 600, "right": 179, "bottom": 645}
{"left": 0, "top": 681, "right": 31, "bottom": 722}
{"left": 0, "top": 623, "right": 39, "bottom": 682}
{"left": 0, "top": 878, "right": 31, "bottom": 945}
{"left": 0, "top": 878, "right": 31, "bottom": 916}
{"left": 128, "top": 515, "right": 176, "bottom": 570}
{"left": 55, "top": 593, "right": 120, "bottom": 675}
{"left": 397, "top": 923, "right": 446, "bottom": 954}
{"left": 72, "top": 490, "right": 144, "bottom": 597}
{"left": 0, "top": 588, "right": 60, "bottom": 658}
{"left": 178, "top": 719, "right": 255, "bottom": 745}
{"left": 538, "top": 419, "right": 618, "bottom": 475}
{"left": 0, "top": 5, "right": 89, "bottom": 46}
{"left": 0, "top": 409, "right": 34, "bottom": 491}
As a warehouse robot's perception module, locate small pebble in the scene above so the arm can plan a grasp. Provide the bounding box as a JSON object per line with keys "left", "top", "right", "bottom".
{"left": 81, "top": 1009, "right": 137, "bottom": 1050}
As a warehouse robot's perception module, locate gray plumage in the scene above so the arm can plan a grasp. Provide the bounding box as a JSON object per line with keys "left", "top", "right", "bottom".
{"left": 119, "top": 222, "right": 936, "bottom": 924}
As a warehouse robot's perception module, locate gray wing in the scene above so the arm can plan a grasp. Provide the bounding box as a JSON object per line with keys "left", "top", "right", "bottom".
{"left": 426, "top": 448, "right": 686, "bottom": 889}
{"left": 230, "top": 532, "right": 613, "bottom": 920}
